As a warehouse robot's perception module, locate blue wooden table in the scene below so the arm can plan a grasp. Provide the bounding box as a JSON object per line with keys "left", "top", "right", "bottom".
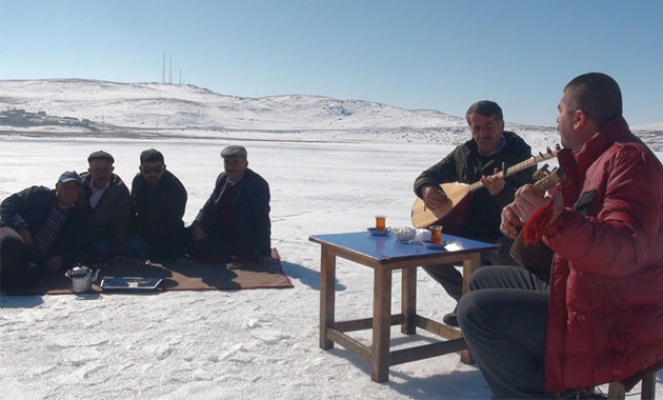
{"left": 309, "top": 230, "right": 495, "bottom": 382}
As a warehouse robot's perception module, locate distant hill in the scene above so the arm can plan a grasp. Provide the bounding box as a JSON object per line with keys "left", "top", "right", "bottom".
{"left": 0, "top": 78, "right": 659, "bottom": 151}
{"left": 0, "top": 79, "right": 463, "bottom": 134}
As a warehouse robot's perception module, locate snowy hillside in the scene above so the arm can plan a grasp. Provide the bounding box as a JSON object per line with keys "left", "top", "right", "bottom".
{"left": 0, "top": 79, "right": 464, "bottom": 134}
{"left": 2, "top": 78, "right": 661, "bottom": 152}
{"left": 0, "top": 78, "right": 566, "bottom": 148}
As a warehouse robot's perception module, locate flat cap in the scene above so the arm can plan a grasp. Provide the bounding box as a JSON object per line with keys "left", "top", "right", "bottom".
{"left": 58, "top": 171, "right": 83, "bottom": 185}
{"left": 87, "top": 150, "right": 115, "bottom": 164}
{"left": 220, "top": 145, "right": 247, "bottom": 159}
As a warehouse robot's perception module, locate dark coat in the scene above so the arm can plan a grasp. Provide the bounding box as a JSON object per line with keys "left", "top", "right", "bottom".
{"left": 0, "top": 185, "right": 86, "bottom": 267}
{"left": 413, "top": 131, "right": 536, "bottom": 242}
{"left": 195, "top": 168, "right": 271, "bottom": 258}
{"left": 543, "top": 116, "right": 663, "bottom": 392}
{"left": 77, "top": 173, "right": 131, "bottom": 257}
{"left": 131, "top": 170, "right": 187, "bottom": 258}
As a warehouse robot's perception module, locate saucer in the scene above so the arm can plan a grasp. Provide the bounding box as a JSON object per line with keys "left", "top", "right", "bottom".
{"left": 367, "top": 227, "right": 390, "bottom": 236}
{"left": 425, "top": 241, "right": 447, "bottom": 250}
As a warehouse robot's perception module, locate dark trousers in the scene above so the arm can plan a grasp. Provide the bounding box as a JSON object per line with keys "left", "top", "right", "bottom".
{"left": 423, "top": 235, "right": 518, "bottom": 304}
{"left": 457, "top": 265, "right": 551, "bottom": 399}
{"left": 186, "top": 234, "right": 260, "bottom": 263}
{"left": 185, "top": 225, "right": 238, "bottom": 262}
{"left": 187, "top": 236, "right": 232, "bottom": 261}
{"left": 127, "top": 226, "right": 185, "bottom": 261}
{"left": 0, "top": 226, "right": 41, "bottom": 290}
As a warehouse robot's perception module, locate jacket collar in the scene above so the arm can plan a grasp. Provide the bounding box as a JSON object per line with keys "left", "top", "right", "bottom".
{"left": 556, "top": 116, "right": 631, "bottom": 203}
{"left": 574, "top": 115, "right": 630, "bottom": 171}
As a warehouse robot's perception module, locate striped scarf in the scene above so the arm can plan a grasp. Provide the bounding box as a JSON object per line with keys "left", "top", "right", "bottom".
{"left": 31, "top": 205, "right": 70, "bottom": 261}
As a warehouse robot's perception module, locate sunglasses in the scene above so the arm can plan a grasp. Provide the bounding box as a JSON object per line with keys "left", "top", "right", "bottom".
{"left": 142, "top": 166, "right": 163, "bottom": 174}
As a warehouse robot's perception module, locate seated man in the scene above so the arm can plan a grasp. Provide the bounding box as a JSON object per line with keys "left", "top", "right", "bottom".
{"left": 457, "top": 72, "right": 663, "bottom": 399}
{"left": 77, "top": 150, "right": 132, "bottom": 261}
{"left": 187, "top": 145, "right": 271, "bottom": 262}
{"left": 413, "top": 100, "right": 536, "bottom": 325}
{"left": 129, "top": 148, "right": 187, "bottom": 260}
{"left": 1, "top": 171, "right": 86, "bottom": 290}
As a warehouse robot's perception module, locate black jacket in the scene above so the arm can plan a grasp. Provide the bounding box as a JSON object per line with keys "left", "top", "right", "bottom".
{"left": 195, "top": 168, "right": 271, "bottom": 258}
{"left": 0, "top": 186, "right": 86, "bottom": 267}
{"left": 413, "top": 131, "right": 536, "bottom": 242}
{"left": 131, "top": 170, "right": 187, "bottom": 258}
{"left": 76, "top": 173, "right": 131, "bottom": 257}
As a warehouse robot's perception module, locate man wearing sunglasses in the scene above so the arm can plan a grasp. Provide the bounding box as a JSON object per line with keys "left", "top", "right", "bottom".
{"left": 129, "top": 148, "right": 187, "bottom": 261}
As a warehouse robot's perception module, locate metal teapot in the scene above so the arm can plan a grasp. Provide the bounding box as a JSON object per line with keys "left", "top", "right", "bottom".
{"left": 65, "top": 265, "right": 98, "bottom": 293}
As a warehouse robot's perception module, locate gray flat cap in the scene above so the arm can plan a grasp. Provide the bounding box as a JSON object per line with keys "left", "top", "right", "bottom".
{"left": 87, "top": 150, "right": 115, "bottom": 163}
{"left": 220, "top": 145, "right": 247, "bottom": 158}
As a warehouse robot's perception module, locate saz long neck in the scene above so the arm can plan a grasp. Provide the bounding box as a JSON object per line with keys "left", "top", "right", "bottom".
{"left": 467, "top": 146, "right": 560, "bottom": 193}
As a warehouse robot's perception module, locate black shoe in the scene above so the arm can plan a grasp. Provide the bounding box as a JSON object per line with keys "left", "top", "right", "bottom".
{"left": 443, "top": 312, "right": 458, "bottom": 327}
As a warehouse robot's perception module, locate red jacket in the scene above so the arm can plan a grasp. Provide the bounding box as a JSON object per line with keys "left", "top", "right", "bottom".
{"left": 543, "top": 116, "right": 663, "bottom": 392}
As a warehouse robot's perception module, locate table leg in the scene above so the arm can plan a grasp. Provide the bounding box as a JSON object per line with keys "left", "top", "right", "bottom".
{"left": 461, "top": 252, "right": 481, "bottom": 295}
{"left": 401, "top": 267, "right": 417, "bottom": 335}
{"left": 371, "top": 265, "right": 392, "bottom": 382}
{"left": 460, "top": 252, "right": 481, "bottom": 364}
{"left": 320, "top": 247, "right": 336, "bottom": 350}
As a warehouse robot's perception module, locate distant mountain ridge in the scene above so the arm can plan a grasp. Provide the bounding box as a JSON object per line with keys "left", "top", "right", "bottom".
{"left": 0, "top": 78, "right": 659, "bottom": 150}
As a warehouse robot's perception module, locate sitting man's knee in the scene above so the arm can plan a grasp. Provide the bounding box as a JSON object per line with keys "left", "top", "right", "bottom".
{"left": 468, "top": 266, "right": 493, "bottom": 291}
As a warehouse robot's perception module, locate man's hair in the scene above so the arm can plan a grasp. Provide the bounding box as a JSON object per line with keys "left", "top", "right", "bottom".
{"left": 564, "top": 72, "right": 622, "bottom": 128}
{"left": 140, "top": 148, "right": 164, "bottom": 164}
{"left": 465, "top": 100, "right": 504, "bottom": 125}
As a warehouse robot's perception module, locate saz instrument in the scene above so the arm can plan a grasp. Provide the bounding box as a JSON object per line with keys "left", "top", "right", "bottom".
{"left": 509, "top": 165, "right": 565, "bottom": 272}
{"left": 410, "top": 145, "right": 561, "bottom": 230}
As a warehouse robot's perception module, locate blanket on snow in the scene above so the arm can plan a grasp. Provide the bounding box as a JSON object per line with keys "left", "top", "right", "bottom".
{"left": 3, "top": 249, "right": 293, "bottom": 296}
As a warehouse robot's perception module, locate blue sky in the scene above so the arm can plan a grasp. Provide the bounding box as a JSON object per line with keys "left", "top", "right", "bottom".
{"left": 1, "top": 0, "right": 661, "bottom": 126}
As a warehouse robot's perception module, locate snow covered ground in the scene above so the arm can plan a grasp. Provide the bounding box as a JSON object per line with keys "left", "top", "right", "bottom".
{"left": 0, "top": 80, "right": 661, "bottom": 399}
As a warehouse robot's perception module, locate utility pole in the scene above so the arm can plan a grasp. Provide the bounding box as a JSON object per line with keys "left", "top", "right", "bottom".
{"left": 169, "top": 56, "right": 172, "bottom": 84}
{"left": 162, "top": 52, "right": 165, "bottom": 83}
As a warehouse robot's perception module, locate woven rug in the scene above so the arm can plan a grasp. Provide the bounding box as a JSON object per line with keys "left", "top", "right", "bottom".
{"left": 3, "top": 249, "right": 293, "bottom": 296}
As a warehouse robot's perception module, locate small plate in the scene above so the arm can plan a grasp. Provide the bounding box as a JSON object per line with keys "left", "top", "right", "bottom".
{"left": 367, "top": 227, "right": 390, "bottom": 236}
{"left": 425, "top": 241, "right": 447, "bottom": 250}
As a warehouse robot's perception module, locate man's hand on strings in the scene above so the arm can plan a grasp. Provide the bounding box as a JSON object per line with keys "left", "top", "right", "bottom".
{"left": 481, "top": 167, "right": 506, "bottom": 196}
{"left": 423, "top": 185, "right": 448, "bottom": 210}
{"left": 500, "top": 184, "right": 564, "bottom": 238}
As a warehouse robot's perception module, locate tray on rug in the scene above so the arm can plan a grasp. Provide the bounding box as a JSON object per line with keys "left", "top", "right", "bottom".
{"left": 100, "top": 277, "right": 164, "bottom": 291}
